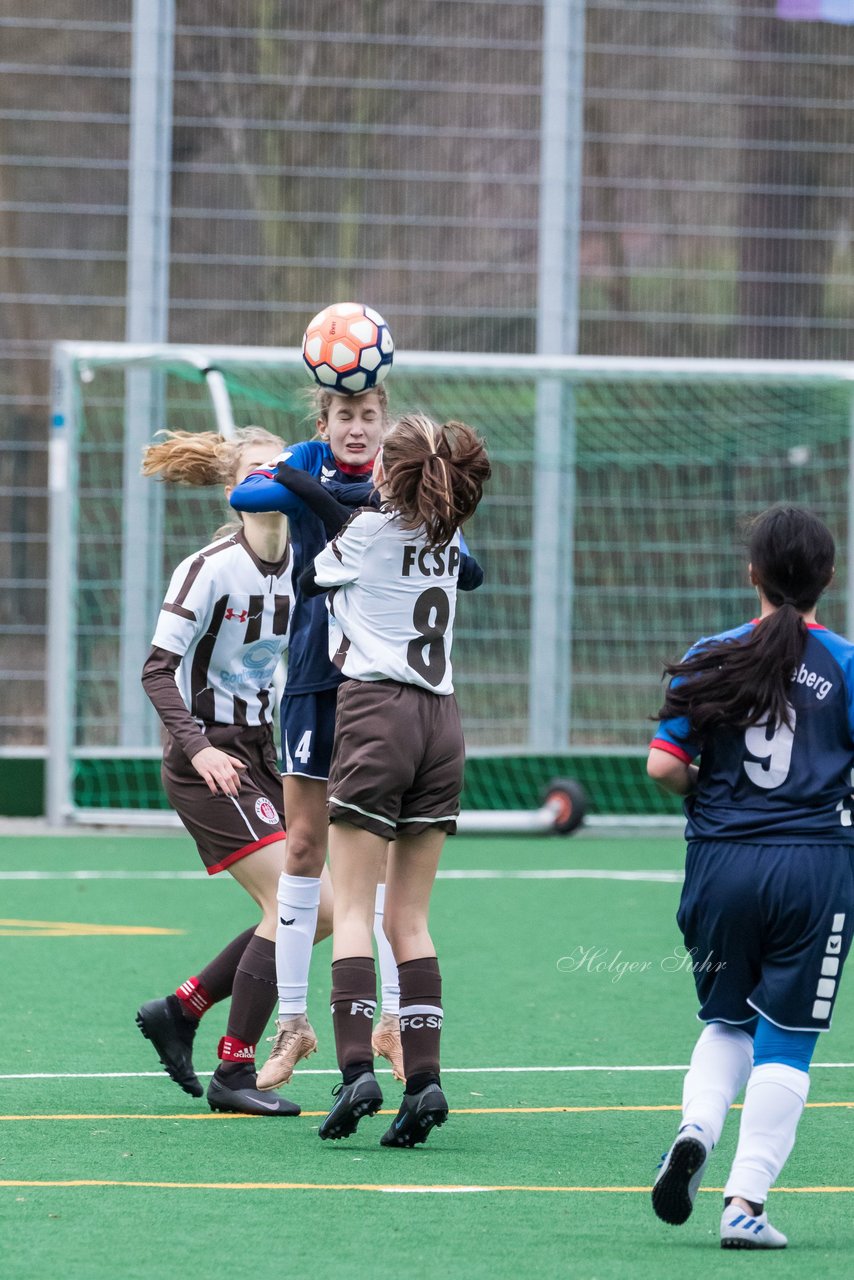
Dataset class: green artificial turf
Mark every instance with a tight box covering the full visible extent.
[1,830,852,1279]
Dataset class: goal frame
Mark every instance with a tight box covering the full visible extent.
[47,341,854,832]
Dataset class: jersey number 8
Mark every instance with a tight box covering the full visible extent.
[407,587,450,688]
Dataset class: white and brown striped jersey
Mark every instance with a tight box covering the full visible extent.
[312,509,460,695]
[151,529,294,727]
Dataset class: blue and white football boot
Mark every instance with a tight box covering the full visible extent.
[720,1206,787,1249]
[651,1123,712,1225]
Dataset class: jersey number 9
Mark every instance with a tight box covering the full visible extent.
[743,707,796,790]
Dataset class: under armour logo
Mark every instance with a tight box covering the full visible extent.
[280,917,296,926]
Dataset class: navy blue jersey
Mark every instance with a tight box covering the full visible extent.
[652,621,854,843]
[229,439,374,694]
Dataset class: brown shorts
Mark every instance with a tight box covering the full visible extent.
[327,679,465,840]
[162,723,286,875]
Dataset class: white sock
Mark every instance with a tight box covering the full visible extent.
[680,1022,754,1149]
[724,1062,810,1205]
[373,883,400,1017]
[275,873,321,1018]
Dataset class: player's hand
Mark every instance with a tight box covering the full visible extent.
[190,746,247,796]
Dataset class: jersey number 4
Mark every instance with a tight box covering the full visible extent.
[743,707,796,789]
[407,587,450,688]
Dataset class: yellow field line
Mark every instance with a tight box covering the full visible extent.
[1,1101,852,1121]
[2,1179,854,1194]
[0,919,182,937]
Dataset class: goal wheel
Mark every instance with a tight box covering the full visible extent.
[542,778,587,835]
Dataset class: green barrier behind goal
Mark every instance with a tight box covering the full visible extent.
[66,753,681,819]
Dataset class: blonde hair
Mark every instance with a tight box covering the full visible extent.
[141,426,285,487]
[381,413,491,549]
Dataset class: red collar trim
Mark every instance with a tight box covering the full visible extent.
[334,457,375,476]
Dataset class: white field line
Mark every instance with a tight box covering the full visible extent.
[0,868,684,882]
[1,1063,853,1082]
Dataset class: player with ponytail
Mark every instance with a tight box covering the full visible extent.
[136,427,331,1117]
[296,412,491,1146]
[648,505,854,1249]
[228,386,411,1089]
[656,506,835,741]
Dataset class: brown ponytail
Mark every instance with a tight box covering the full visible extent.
[381,413,491,549]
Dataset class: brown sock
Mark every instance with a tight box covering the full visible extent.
[331,956,376,1079]
[224,934,277,1050]
[399,956,443,1090]
[197,926,257,1002]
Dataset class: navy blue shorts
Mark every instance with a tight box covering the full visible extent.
[677,840,854,1032]
[280,687,338,780]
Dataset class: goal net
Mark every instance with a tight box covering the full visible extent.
[48,343,854,827]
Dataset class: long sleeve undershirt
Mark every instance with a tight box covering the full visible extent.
[141,646,210,761]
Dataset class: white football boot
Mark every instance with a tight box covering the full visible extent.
[720,1205,788,1249]
[651,1124,712,1225]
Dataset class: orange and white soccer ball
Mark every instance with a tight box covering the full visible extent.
[301,302,394,394]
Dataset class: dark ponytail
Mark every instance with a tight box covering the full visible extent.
[381,412,491,549]
[657,506,835,739]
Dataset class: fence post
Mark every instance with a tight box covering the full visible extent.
[118,0,175,747]
[46,346,79,824]
[529,0,586,750]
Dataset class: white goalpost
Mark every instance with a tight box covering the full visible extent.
[47,341,854,833]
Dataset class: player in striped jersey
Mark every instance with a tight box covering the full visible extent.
[135,427,330,1116]
[229,388,407,1088]
[296,412,491,1146]
[648,506,854,1249]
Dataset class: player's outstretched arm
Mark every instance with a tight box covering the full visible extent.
[230,442,321,516]
[458,552,484,591]
[300,508,372,598]
[457,532,484,591]
[229,466,300,515]
[274,462,353,537]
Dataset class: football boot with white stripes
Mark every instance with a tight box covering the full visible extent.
[136,994,203,1098]
[380,1081,448,1148]
[651,1125,711,1225]
[720,1206,788,1249]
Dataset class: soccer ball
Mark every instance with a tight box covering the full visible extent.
[301,302,394,394]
